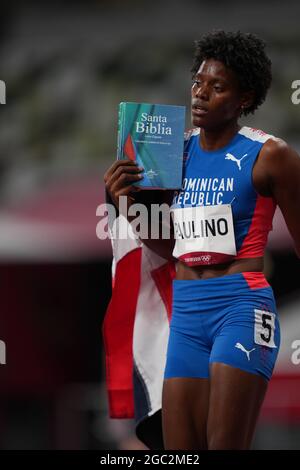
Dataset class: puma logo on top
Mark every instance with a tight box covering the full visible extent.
[225,152,248,170]
[235,342,256,361]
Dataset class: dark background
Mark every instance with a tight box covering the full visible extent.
[0,0,299,449]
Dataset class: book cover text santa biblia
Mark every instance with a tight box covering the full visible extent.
[117,102,186,189]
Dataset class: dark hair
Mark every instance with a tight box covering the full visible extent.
[191,30,272,115]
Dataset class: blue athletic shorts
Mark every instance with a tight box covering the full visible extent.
[164,272,280,381]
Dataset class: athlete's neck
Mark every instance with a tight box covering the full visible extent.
[199,121,241,151]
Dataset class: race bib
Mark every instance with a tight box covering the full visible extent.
[171,204,236,266]
[254,309,277,348]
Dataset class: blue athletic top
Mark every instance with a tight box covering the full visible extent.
[171,126,277,266]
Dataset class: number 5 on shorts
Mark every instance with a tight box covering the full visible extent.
[254,309,277,348]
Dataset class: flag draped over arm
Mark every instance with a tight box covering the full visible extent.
[102,209,175,449]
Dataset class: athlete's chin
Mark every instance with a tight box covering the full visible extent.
[191,115,214,130]
[191,114,209,127]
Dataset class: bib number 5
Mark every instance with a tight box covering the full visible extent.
[254,309,277,348]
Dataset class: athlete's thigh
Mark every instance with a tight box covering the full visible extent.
[162,377,210,450]
[207,363,268,449]
[206,278,280,449]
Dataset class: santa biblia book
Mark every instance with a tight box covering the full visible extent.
[117,102,186,189]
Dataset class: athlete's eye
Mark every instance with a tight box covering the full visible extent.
[213,85,223,92]
[192,79,202,87]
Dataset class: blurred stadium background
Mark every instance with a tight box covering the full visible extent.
[0,0,299,450]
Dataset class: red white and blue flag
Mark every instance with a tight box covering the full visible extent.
[102,213,175,448]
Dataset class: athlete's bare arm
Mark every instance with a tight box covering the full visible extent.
[132,188,176,261]
[254,138,300,257]
[104,159,176,261]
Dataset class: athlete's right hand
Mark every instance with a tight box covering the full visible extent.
[104,160,144,209]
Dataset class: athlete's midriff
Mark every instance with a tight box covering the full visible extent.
[176,257,264,280]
